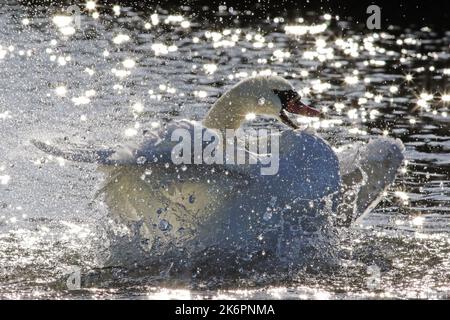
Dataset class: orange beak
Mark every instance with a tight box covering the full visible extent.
[286,99,322,117]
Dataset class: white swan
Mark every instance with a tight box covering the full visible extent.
[32,76,404,267]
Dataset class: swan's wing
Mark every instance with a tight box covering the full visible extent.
[31,120,212,165]
[336,141,365,178]
[31,138,116,164]
[336,137,405,225]
[97,162,256,253]
[106,120,192,164]
[31,119,265,183]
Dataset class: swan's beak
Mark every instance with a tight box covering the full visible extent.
[279,98,322,129]
[286,99,322,118]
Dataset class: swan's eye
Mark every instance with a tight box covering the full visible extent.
[273,89,300,109]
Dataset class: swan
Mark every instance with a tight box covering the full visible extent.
[32,75,404,268]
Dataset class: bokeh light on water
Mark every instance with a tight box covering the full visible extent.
[0,1,449,299]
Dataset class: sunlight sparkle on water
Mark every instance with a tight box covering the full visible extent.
[148,288,191,300]
[85,89,96,97]
[441,94,450,103]
[389,86,399,94]
[151,43,177,55]
[311,79,331,93]
[374,95,383,103]
[395,191,409,205]
[284,23,327,36]
[72,96,90,106]
[53,15,75,36]
[203,64,218,74]
[113,84,124,91]
[193,90,208,98]
[347,109,358,120]
[57,56,69,66]
[131,102,144,113]
[55,86,67,97]
[420,92,434,101]
[0,175,11,185]
[85,1,96,11]
[111,68,130,78]
[150,13,160,26]
[0,47,7,59]
[164,15,184,24]
[273,49,290,61]
[124,128,138,137]
[180,20,190,28]
[52,15,72,28]
[344,76,358,85]
[334,102,345,113]
[85,67,95,76]
[122,58,136,69]
[348,128,367,135]
[0,111,12,120]
[412,216,425,227]
[113,5,121,16]
[113,34,130,45]
[417,99,428,108]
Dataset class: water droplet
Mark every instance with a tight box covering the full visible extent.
[269,196,277,207]
[258,97,265,105]
[159,219,172,231]
[136,156,147,165]
[263,211,272,221]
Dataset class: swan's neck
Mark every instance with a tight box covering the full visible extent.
[203,84,261,130]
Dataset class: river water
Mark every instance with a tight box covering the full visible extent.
[0,1,449,299]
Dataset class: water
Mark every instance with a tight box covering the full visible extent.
[0,1,449,299]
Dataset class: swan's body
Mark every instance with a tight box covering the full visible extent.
[32,76,404,268]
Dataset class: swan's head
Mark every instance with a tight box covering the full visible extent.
[205,75,321,130]
[262,76,321,128]
[232,76,321,129]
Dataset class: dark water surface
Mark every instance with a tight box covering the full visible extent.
[0,1,449,298]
